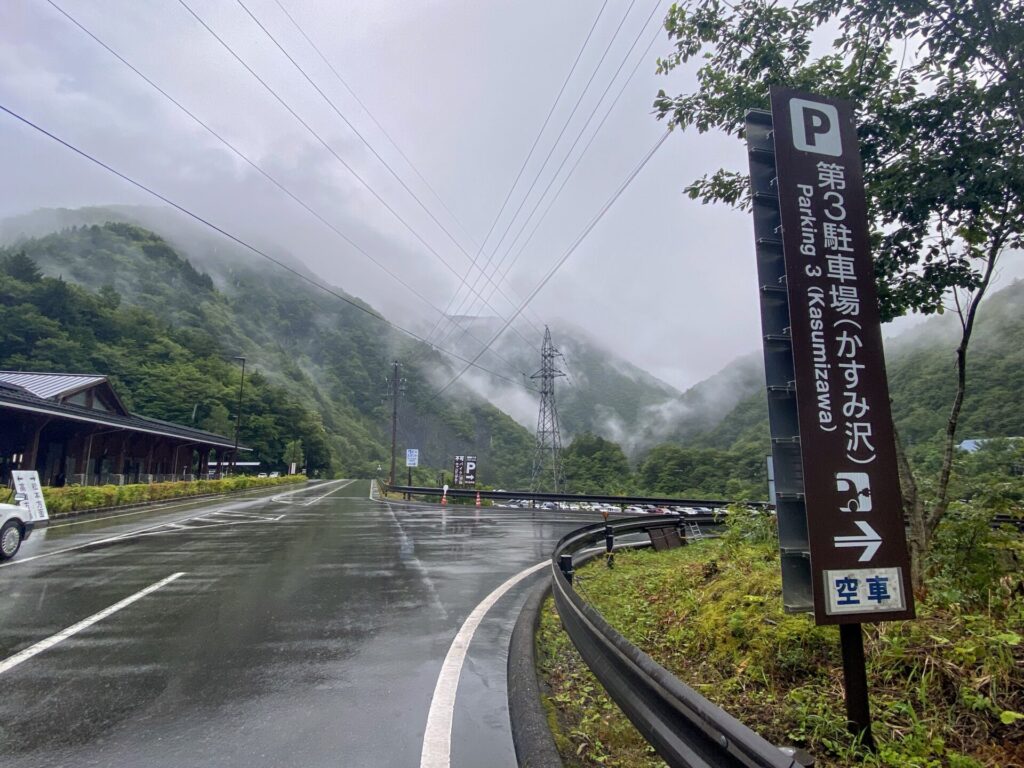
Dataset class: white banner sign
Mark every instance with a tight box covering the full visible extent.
[11,471,48,521]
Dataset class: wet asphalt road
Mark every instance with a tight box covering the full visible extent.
[0,480,594,768]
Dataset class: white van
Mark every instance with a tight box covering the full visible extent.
[1,471,50,561]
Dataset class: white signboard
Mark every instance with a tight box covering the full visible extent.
[824,567,906,615]
[406,449,419,468]
[11,471,48,521]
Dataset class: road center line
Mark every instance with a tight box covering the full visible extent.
[303,478,355,506]
[0,572,185,676]
[420,560,548,768]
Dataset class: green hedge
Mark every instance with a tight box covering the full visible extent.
[36,475,307,514]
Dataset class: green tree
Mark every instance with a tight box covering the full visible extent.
[283,439,305,471]
[563,433,633,494]
[1,251,43,282]
[653,0,1024,589]
[201,402,233,437]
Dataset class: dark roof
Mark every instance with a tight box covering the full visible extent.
[0,384,244,450]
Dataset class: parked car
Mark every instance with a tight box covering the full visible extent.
[257,472,268,478]
[1,481,49,561]
[269,472,280,478]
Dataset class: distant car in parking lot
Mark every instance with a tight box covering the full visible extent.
[257,472,268,478]
[269,471,280,478]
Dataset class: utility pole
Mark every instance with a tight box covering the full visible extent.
[231,356,246,474]
[530,327,566,493]
[385,361,405,487]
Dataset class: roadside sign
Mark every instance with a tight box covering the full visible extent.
[11,471,48,521]
[464,456,477,485]
[453,456,465,485]
[406,449,419,468]
[769,87,914,624]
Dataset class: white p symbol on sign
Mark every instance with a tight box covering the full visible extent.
[789,98,842,156]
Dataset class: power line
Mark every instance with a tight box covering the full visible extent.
[434,0,663,355]
[233,0,539,351]
[435,129,672,396]
[422,0,613,347]
[269,0,479,257]
[175,0,537,351]
[43,0,531,385]
[0,101,536,392]
[429,0,641,346]
[491,23,664,300]
[265,5,557,353]
[461,2,666,319]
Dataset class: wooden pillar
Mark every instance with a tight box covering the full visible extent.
[23,418,50,471]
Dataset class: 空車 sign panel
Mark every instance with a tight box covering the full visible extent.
[770,87,914,624]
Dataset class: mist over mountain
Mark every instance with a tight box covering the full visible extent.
[0,211,538,484]
[0,206,781,466]
[12,204,1006,478]
[677,279,1024,454]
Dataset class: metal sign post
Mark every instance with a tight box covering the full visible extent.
[747,88,915,747]
[404,450,419,499]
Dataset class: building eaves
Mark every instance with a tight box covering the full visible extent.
[0,388,245,450]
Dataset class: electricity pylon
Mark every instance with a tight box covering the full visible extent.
[530,326,565,492]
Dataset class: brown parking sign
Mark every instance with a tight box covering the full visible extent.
[770,87,914,624]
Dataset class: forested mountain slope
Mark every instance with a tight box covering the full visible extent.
[679,278,1024,455]
[0,219,534,483]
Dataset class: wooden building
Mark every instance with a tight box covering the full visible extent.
[0,371,242,487]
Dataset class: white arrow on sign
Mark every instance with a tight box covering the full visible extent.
[833,520,882,562]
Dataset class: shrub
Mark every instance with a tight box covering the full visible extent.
[41,474,306,514]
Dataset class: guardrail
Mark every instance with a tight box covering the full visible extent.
[550,516,812,768]
[383,484,768,509]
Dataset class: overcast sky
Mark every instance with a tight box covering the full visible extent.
[1,0,1021,392]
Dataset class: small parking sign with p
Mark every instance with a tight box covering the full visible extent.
[788,98,843,156]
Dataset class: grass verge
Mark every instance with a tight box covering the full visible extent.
[536,532,1024,767]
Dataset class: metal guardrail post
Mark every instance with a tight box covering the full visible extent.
[604,524,615,568]
[558,554,574,584]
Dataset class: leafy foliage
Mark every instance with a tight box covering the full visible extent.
[653,0,1024,586]
[563,433,634,494]
[34,474,306,514]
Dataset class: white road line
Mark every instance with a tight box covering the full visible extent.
[303,478,355,506]
[420,560,548,768]
[269,478,353,505]
[0,572,185,676]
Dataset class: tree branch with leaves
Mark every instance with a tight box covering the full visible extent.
[654,0,1024,589]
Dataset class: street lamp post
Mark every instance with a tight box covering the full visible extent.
[231,356,246,473]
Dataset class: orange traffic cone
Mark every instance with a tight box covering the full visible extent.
[475,491,481,507]
[441,492,448,506]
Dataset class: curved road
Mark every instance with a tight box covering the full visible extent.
[0,480,591,767]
